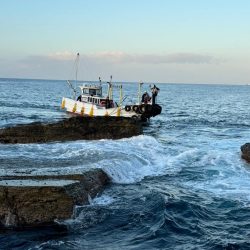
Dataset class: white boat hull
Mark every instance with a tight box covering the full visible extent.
[61,97,140,118]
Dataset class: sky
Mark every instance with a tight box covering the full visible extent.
[0,0,250,84]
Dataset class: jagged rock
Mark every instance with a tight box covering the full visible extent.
[0,169,110,228]
[0,116,142,144]
[241,143,250,163]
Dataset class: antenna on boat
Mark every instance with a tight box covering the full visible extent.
[99,77,102,84]
[75,53,80,92]
[66,53,79,100]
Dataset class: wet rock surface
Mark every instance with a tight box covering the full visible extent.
[241,143,250,163]
[0,116,142,144]
[0,169,110,228]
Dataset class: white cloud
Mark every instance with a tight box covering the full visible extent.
[26,51,215,65]
[47,51,76,61]
[83,51,215,64]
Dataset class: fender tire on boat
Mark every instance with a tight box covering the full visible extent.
[139,104,146,114]
[132,105,139,113]
[132,115,139,122]
[125,105,131,112]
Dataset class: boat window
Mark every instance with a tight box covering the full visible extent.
[89,89,96,96]
[83,89,89,95]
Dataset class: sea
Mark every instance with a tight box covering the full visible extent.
[0,78,250,250]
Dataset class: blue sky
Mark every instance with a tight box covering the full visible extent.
[0,0,249,83]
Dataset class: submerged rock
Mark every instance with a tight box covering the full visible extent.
[0,169,110,228]
[241,143,250,163]
[0,116,142,144]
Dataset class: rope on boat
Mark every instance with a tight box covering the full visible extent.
[107,96,128,116]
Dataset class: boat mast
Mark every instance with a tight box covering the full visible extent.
[66,53,80,100]
[119,85,123,106]
[99,77,102,96]
[74,53,80,99]
[107,75,113,99]
[138,81,143,105]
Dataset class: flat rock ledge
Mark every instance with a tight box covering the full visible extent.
[0,169,110,229]
[241,143,250,163]
[0,116,142,144]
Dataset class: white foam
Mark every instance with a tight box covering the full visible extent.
[90,194,115,206]
[0,135,182,183]
[183,148,250,204]
[98,135,177,183]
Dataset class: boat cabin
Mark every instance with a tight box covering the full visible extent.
[77,84,114,108]
[80,84,102,97]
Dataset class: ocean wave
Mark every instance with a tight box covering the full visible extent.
[0,135,175,183]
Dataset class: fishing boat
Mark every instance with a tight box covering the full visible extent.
[61,54,162,121]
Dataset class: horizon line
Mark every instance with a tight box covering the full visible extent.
[0,77,249,86]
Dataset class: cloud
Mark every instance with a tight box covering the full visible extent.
[47,51,76,61]
[84,51,215,64]
[12,51,215,79]
[0,51,224,81]
[33,51,215,65]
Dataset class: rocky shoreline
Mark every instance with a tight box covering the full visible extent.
[0,116,142,229]
[0,169,110,228]
[0,116,142,144]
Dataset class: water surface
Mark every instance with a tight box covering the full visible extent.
[0,78,250,249]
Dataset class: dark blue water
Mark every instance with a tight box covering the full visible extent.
[0,78,250,249]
